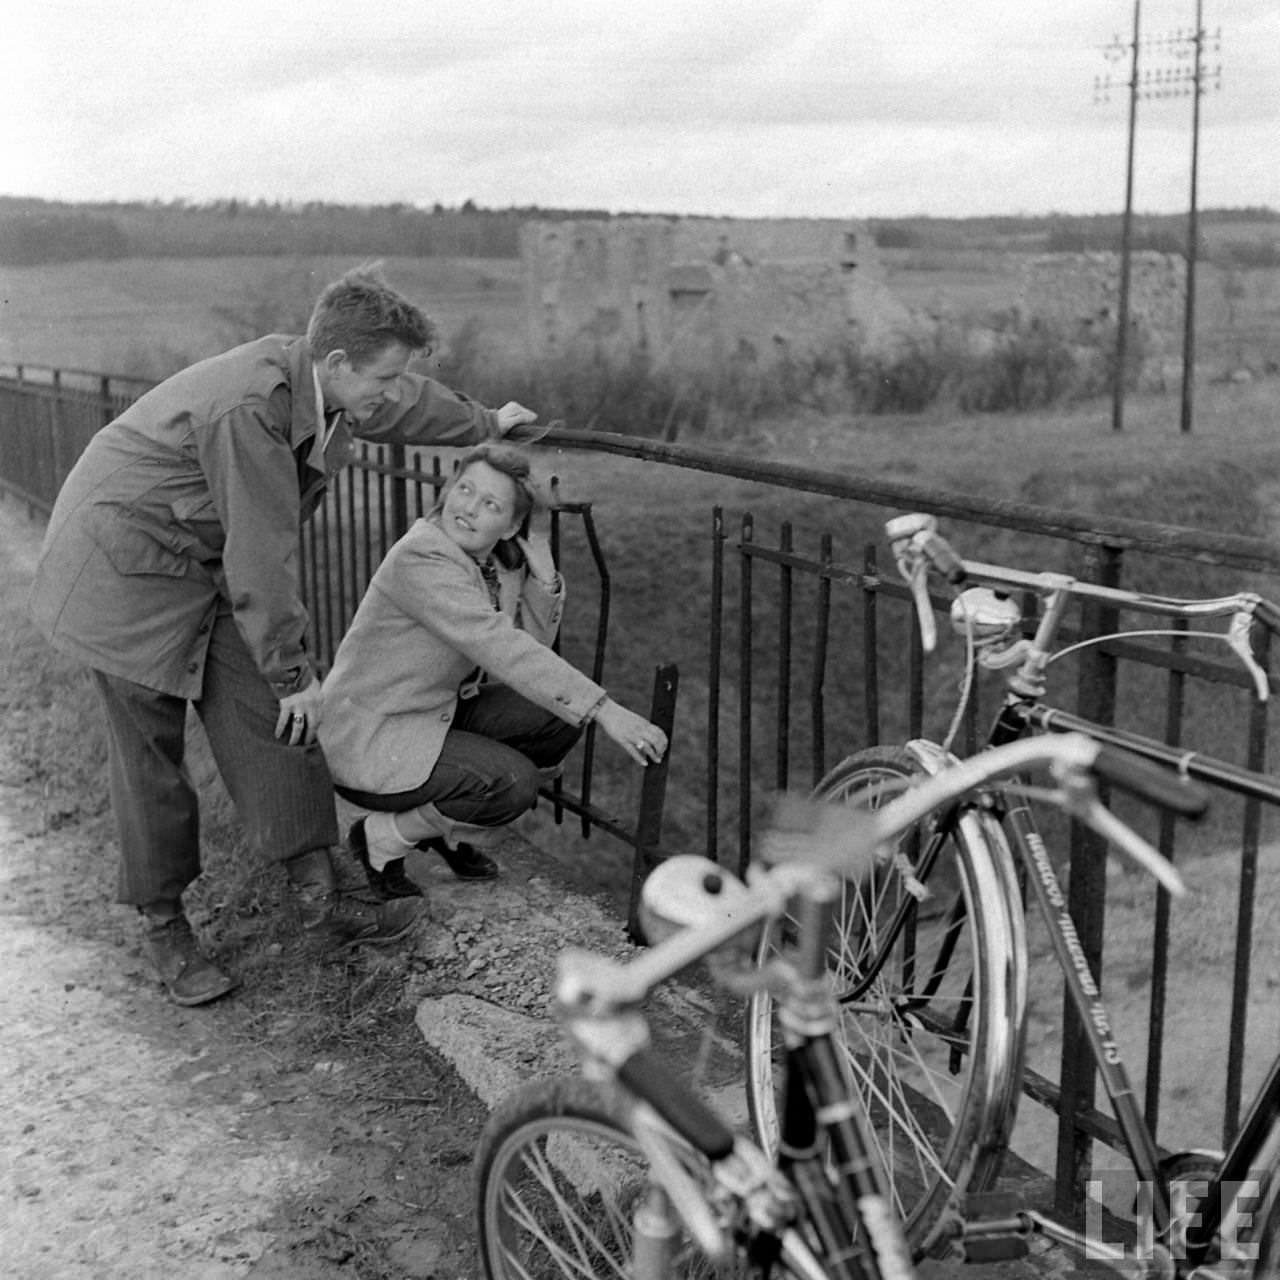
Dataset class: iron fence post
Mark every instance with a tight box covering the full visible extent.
[626,663,680,943]
[1055,541,1123,1219]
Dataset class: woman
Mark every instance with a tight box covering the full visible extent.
[318,443,668,896]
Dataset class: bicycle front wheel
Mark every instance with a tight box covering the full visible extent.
[745,744,1027,1258]
[476,1075,758,1280]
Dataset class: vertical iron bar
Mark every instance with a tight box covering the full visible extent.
[334,476,349,640]
[1225,625,1271,1142]
[626,664,680,943]
[1144,621,1187,1136]
[359,447,372,584]
[390,441,409,537]
[738,513,755,879]
[708,507,725,861]
[811,532,833,781]
[863,541,880,746]
[317,498,336,668]
[564,501,610,838]
[1056,542,1123,1219]
[777,523,793,791]
[907,581,925,740]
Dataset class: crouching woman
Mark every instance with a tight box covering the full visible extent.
[318,443,667,895]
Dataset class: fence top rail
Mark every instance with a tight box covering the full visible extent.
[4,364,1277,577]
[0,362,154,393]
[539,426,1280,577]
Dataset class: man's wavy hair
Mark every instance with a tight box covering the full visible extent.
[306,261,437,366]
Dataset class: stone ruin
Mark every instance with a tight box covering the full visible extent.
[521,219,1212,389]
[519,216,913,370]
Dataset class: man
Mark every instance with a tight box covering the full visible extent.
[30,263,539,1007]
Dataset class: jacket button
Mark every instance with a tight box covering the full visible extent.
[440,712,451,722]
[187,662,198,673]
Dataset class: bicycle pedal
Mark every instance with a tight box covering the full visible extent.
[956,1191,1030,1263]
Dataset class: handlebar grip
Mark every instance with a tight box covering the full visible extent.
[920,532,967,586]
[617,1047,736,1161]
[1092,745,1210,820]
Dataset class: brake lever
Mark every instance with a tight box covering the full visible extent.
[1228,609,1270,703]
[1054,774,1188,898]
[895,551,937,654]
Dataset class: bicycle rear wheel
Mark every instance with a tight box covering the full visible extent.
[476,1075,776,1279]
[745,744,1027,1257]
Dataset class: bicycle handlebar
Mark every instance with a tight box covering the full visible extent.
[555,732,1194,1023]
[1092,743,1209,819]
[887,511,1275,700]
[618,1046,737,1160]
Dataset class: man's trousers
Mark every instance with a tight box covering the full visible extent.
[91,609,337,908]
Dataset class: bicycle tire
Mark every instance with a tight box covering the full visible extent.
[476,1074,806,1280]
[745,743,1028,1258]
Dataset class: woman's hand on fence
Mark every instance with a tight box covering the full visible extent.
[595,698,668,767]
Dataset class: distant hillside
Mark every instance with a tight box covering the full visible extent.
[0,195,1276,267]
[868,207,1280,264]
[0,196,617,265]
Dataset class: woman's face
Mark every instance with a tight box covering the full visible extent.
[441,460,522,558]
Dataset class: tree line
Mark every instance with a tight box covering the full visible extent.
[0,196,618,265]
[1,195,1275,267]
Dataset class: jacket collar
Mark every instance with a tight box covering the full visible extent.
[285,337,322,454]
[285,338,352,473]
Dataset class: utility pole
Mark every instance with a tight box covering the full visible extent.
[1095,5,1222,436]
[1179,3,1222,433]
[1097,2,1142,433]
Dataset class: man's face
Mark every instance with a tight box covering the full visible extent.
[322,341,412,423]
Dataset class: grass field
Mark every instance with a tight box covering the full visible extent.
[5,250,1280,878]
[0,255,526,377]
[5,246,1276,388]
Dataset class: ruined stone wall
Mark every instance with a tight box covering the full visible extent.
[519,219,678,355]
[519,215,897,364]
[1016,251,1185,358]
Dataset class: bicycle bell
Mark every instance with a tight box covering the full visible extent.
[639,855,760,956]
[950,586,1021,643]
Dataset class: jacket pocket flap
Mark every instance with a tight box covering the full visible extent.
[88,507,189,578]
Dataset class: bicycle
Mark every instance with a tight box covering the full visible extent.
[473,726,1214,1279]
[745,511,1280,1276]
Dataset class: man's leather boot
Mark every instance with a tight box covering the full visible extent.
[141,906,238,1007]
[285,848,424,948]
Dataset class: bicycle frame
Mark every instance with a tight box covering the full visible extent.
[873,514,1280,1273]
[548,735,1174,1279]
[559,860,913,1280]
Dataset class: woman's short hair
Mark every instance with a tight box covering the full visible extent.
[307,261,436,366]
[450,442,543,531]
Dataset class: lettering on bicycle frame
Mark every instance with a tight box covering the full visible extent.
[1026,830,1122,1066]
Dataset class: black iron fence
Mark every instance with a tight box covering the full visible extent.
[6,361,1280,1220]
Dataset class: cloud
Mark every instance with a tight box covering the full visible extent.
[4,0,1278,216]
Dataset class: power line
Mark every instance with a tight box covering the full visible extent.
[1094,2,1222,434]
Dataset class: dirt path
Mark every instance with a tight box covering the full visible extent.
[0,498,483,1278]
[0,494,744,1278]
[0,784,331,1276]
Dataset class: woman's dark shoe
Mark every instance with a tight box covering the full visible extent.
[348,819,424,900]
[417,835,499,881]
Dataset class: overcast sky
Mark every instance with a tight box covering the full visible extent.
[5,0,1276,219]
